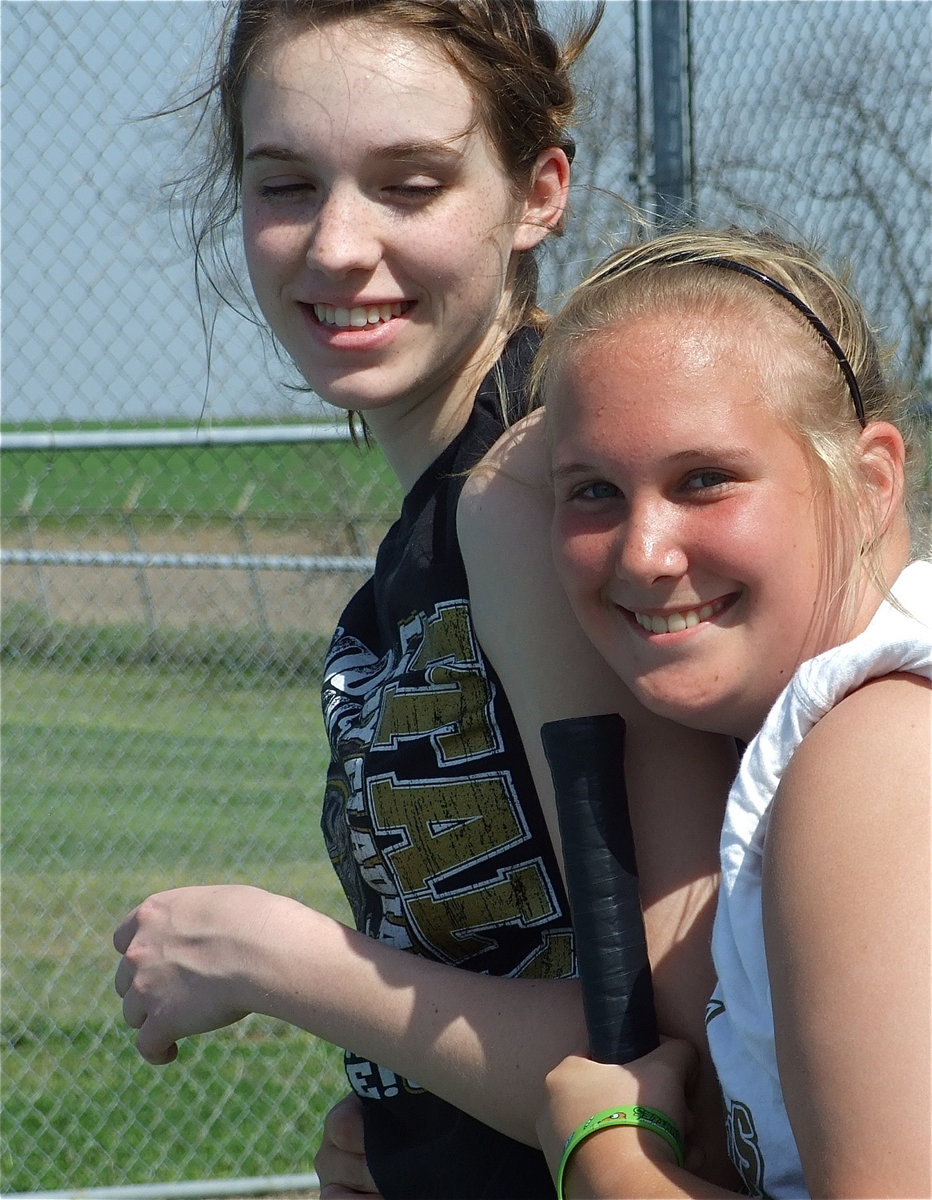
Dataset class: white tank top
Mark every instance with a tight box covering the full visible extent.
[707,559,932,1197]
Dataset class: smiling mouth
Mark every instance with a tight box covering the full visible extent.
[312,301,411,328]
[631,595,734,634]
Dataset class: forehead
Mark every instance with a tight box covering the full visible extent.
[556,307,765,394]
[546,308,781,446]
[242,19,480,152]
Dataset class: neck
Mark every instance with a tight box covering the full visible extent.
[734,521,914,745]
[841,519,914,638]
[366,324,510,493]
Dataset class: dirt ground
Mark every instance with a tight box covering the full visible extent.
[3,524,377,636]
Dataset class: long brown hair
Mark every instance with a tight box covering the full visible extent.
[181,0,602,337]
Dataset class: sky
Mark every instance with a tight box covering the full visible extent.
[2,0,929,428]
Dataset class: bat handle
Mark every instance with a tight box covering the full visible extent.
[542,714,659,1063]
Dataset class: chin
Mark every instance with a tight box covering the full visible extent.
[632,680,738,738]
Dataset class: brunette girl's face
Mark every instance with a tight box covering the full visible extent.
[240,18,557,425]
[548,308,836,742]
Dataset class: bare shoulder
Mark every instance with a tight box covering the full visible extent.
[456,406,635,729]
[778,670,931,818]
[769,670,930,881]
[457,407,579,661]
[457,409,551,553]
[764,671,931,1197]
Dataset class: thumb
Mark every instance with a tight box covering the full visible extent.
[134,1021,179,1067]
[656,1035,699,1080]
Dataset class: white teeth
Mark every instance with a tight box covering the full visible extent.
[634,597,728,634]
[313,302,406,328]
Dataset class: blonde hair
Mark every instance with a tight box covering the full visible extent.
[534,227,924,635]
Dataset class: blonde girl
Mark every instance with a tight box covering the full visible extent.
[535,228,930,1199]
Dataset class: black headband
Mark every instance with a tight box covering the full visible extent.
[675,254,867,428]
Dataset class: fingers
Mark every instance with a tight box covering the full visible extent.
[113,909,178,1067]
[322,1093,368,1154]
[134,1024,179,1067]
[115,972,179,1065]
[315,1144,380,1196]
[319,1187,384,1199]
[114,977,180,1067]
[114,928,146,1032]
[113,953,133,1001]
[315,1093,381,1197]
[113,908,139,955]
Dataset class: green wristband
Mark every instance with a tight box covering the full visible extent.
[555,1105,685,1200]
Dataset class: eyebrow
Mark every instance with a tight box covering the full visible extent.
[665,446,756,465]
[550,446,756,482]
[243,138,468,166]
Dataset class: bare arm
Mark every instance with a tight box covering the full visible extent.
[459,410,739,1183]
[536,1045,739,1199]
[535,670,930,1198]
[763,671,931,1198]
[114,883,586,1145]
[113,412,734,1161]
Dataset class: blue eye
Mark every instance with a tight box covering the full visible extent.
[684,470,731,491]
[572,480,619,502]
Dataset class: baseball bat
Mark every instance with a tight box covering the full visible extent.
[541,713,658,1063]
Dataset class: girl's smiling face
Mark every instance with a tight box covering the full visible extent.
[548,309,835,741]
[240,19,555,441]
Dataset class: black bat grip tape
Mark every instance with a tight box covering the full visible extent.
[541,713,659,1064]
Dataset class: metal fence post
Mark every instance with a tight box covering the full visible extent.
[121,480,158,638]
[233,481,273,644]
[650,0,694,228]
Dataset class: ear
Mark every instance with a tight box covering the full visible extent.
[856,421,906,541]
[512,146,572,252]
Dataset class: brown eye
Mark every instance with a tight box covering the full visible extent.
[259,182,314,199]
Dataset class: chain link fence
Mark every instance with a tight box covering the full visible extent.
[2,2,929,1195]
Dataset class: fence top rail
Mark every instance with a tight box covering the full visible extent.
[0,423,353,451]
[1,547,376,573]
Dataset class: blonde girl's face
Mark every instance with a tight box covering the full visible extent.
[240,19,552,424]
[548,309,835,742]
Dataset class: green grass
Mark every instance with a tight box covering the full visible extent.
[1,659,353,1193]
[0,435,402,522]
[4,1028,346,1190]
[3,599,332,679]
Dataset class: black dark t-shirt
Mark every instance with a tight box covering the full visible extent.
[321,330,573,1198]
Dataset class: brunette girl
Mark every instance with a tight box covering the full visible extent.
[113,8,737,1196]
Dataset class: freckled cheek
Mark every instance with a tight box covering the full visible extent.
[243,212,304,277]
[688,507,761,579]
[241,204,271,252]
[421,225,507,291]
[552,522,613,600]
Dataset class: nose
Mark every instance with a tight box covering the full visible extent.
[615,500,688,585]
[305,186,380,278]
